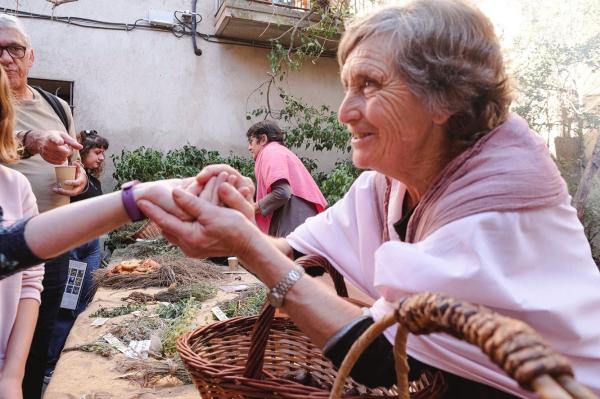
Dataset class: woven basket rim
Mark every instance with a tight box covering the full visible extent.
[177,315,398,398]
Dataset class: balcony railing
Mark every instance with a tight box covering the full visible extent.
[216,0,384,14]
[213,0,387,47]
[214,0,335,48]
[216,0,313,11]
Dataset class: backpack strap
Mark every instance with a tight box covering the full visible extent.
[33,86,70,132]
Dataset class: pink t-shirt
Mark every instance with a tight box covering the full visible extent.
[254,142,327,233]
[0,166,44,370]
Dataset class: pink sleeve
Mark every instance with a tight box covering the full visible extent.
[18,174,44,302]
[20,265,45,302]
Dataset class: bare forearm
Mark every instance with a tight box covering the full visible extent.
[2,299,39,380]
[239,235,361,347]
[268,236,294,258]
[24,191,130,259]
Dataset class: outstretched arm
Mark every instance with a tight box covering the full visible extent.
[25,180,193,260]
[139,175,360,348]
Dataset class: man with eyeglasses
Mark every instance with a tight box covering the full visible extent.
[0,14,87,399]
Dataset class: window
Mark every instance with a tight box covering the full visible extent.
[28,78,74,114]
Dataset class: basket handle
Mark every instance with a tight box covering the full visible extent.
[243,254,348,379]
[330,293,597,399]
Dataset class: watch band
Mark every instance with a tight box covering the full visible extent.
[267,267,305,308]
[121,180,145,222]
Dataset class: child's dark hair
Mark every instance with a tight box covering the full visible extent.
[246,120,285,145]
[78,130,109,177]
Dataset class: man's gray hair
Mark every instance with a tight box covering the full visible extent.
[0,14,31,46]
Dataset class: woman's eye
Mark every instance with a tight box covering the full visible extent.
[362,79,376,90]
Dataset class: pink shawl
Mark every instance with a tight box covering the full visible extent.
[255,142,327,233]
[388,114,569,243]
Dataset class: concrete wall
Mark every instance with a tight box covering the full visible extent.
[0,0,345,189]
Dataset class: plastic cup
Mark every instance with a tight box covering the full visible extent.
[54,165,76,189]
[227,256,239,269]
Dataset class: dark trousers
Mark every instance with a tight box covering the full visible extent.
[47,238,101,371]
[22,253,69,399]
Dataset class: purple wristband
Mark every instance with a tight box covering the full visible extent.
[121,180,145,222]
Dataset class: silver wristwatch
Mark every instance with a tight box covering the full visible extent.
[267,267,305,308]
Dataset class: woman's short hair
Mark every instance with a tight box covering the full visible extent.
[0,67,18,164]
[246,120,285,144]
[78,130,109,177]
[338,0,513,153]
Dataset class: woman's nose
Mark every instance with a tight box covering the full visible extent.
[338,92,361,125]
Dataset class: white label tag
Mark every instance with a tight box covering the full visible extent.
[90,317,109,327]
[219,284,249,293]
[211,306,229,321]
[103,333,138,359]
[128,340,151,359]
[60,260,87,310]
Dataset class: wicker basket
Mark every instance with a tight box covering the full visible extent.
[330,292,597,399]
[177,255,431,398]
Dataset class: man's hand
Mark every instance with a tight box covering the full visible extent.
[24,130,82,165]
[53,161,87,197]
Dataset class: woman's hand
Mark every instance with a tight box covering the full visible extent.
[0,375,23,399]
[134,178,198,222]
[138,173,258,260]
[196,164,255,203]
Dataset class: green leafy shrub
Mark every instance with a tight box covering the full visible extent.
[112,145,255,189]
[316,159,361,205]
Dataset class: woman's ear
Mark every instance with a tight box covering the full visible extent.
[258,134,268,145]
[432,110,451,126]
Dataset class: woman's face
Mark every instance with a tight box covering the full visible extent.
[83,147,105,170]
[338,37,447,181]
[247,134,266,160]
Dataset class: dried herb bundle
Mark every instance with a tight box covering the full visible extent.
[116,357,191,387]
[94,254,222,289]
[154,282,217,303]
[219,285,266,318]
[89,303,146,318]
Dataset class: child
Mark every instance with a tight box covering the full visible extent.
[0,63,43,398]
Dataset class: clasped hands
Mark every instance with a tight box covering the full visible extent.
[136,165,260,262]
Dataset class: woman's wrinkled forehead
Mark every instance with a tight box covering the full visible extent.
[340,38,396,86]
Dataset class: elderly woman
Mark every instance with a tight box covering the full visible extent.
[246,120,327,237]
[139,0,600,397]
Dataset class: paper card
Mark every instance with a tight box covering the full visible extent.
[219,284,249,293]
[128,340,151,359]
[103,333,138,359]
[211,306,229,321]
[90,318,109,327]
[60,260,87,310]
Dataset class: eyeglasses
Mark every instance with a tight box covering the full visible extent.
[0,45,27,60]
